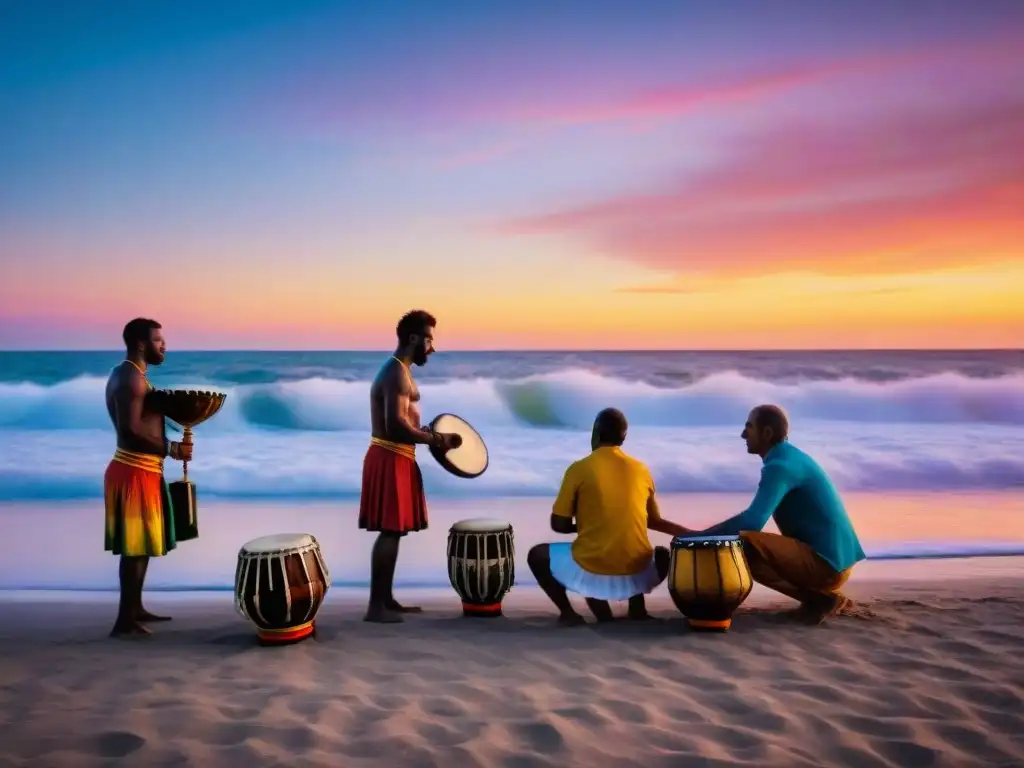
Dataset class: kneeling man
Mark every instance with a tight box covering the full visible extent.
[528,408,689,625]
[695,405,866,622]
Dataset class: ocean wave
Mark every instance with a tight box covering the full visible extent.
[1,368,1023,432]
[0,424,1021,500]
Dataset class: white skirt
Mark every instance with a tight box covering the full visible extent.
[548,542,662,601]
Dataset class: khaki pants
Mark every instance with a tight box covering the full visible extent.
[740,531,852,606]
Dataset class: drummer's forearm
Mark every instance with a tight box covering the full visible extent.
[386,416,434,444]
[650,519,691,537]
[408,425,436,444]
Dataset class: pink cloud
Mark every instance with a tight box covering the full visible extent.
[421,33,1023,169]
[508,34,1022,128]
[498,95,1024,276]
[267,31,1022,141]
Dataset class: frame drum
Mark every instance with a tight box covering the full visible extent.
[429,413,489,479]
[235,533,331,645]
[668,535,753,632]
[447,518,515,616]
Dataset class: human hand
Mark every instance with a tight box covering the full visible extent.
[171,441,193,462]
[441,432,463,451]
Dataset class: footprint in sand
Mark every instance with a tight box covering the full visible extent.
[90,731,146,759]
[508,721,566,753]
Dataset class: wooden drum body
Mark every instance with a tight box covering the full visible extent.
[447,518,515,617]
[235,533,331,645]
[668,535,753,632]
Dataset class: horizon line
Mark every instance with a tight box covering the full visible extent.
[0,347,1021,354]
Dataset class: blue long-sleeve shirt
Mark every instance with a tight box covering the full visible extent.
[701,441,865,573]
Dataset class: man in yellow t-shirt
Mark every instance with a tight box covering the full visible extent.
[526,408,690,625]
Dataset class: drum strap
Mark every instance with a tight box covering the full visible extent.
[370,437,416,460]
[112,448,164,474]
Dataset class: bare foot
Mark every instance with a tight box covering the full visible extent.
[364,607,404,624]
[799,594,855,625]
[384,598,423,614]
[557,612,588,627]
[110,621,152,638]
[137,610,172,622]
[822,594,856,619]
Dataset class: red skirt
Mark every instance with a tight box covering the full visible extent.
[358,442,428,534]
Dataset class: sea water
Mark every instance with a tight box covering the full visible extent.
[0,349,1021,590]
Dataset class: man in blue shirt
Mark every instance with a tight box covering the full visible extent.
[694,405,866,622]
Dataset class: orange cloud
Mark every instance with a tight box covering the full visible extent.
[500,96,1024,276]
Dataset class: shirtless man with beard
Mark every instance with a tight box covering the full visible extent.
[104,317,191,637]
[358,309,461,624]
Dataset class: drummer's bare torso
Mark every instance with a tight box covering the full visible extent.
[106,362,166,456]
[370,357,420,443]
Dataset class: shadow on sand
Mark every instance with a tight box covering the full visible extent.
[4,598,906,655]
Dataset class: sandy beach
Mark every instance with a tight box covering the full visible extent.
[2,561,1022,767]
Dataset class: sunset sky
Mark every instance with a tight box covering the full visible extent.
[2,0,1023,350]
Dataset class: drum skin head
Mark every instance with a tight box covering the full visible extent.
[672,535,741,547]
[242,533,316,553]
[450,517,511,532]
[429,413,489,479]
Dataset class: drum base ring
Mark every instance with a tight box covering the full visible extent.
[257,620,316,645]
[686,617,732,632]
[461,601,503,618]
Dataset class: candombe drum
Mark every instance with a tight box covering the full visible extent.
[235,533,331,645]
[447,519,515,617]
[146,388,227,542]
[668,535,753,632]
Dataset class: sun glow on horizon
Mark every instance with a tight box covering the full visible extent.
[2,3,1023,350]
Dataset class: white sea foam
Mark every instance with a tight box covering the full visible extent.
[1,368,1023,431]
[0,369,1023,498]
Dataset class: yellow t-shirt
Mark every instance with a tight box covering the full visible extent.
[552,446,655,576]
